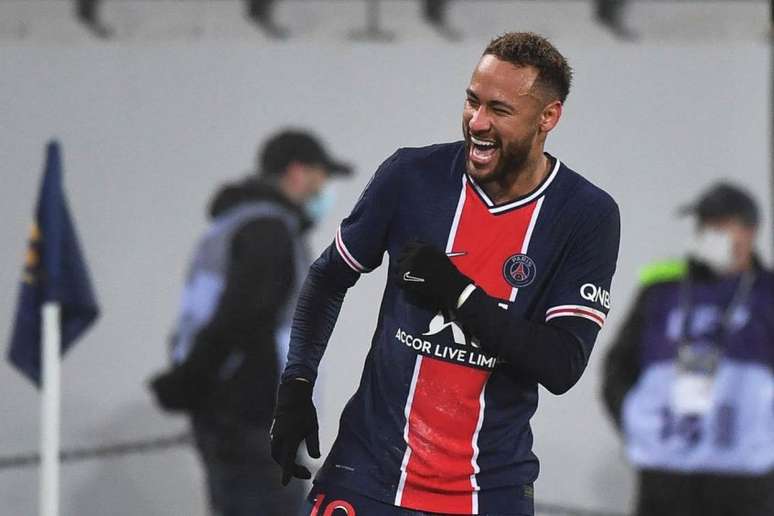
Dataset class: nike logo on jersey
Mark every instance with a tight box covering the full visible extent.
[403,272,425,283]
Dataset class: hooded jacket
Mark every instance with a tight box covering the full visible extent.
[152,178,312,428]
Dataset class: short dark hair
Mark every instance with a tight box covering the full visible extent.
[483,32,572,103]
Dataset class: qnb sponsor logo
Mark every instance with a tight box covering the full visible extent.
[580,283,611,309]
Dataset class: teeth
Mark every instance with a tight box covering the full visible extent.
[470,136,496,147]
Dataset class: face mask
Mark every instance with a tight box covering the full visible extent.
[689,228,734,273]
[304,184,336,223]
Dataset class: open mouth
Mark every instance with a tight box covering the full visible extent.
[468,135,499,165]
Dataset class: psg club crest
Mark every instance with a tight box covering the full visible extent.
[502,253,536,288]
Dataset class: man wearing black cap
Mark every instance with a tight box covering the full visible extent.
[149,129,351,516]
[602,182,774,516]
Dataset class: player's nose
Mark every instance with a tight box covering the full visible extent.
[468,106,491,133]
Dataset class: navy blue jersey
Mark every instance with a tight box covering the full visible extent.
[284,141,620,515]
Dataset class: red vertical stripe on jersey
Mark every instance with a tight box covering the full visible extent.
[400,360,489,513]
[399,182,538,514]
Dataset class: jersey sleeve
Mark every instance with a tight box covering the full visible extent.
[543,201,621,355]
[334,150,402,274]
[281,151,403,383]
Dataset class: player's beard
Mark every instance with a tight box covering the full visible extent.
[464,131,535,186]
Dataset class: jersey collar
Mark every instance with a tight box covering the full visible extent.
[465,154,561,214]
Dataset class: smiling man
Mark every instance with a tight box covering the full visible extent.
[271,33,621,516]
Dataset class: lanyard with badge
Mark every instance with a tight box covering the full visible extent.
[671,270,755,416]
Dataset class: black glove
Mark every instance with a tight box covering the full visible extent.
[270,379,320,486]
[397,241,472,309]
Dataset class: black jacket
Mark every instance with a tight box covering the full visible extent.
[150,178,311,428]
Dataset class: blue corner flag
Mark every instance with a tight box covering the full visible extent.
[7,141,100,386]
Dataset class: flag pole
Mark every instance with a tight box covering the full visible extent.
[8,140,98,515]
[40,302,61,516]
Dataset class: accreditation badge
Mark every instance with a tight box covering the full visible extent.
[671,369,715,416]
[671,342,719,416]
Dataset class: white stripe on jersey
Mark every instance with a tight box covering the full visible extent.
[511,196,545,302]
[394,355,423,507]
[545,304,606,328]
[335,225,371,273]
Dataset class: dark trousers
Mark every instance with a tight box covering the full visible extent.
[636,469,774,516]
[193,416,304,516]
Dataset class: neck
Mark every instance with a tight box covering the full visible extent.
[733,254,755,274]
[483,150,550,205]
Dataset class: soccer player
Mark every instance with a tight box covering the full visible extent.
[271,32,621,515]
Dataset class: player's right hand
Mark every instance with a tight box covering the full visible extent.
[270,378,321,486]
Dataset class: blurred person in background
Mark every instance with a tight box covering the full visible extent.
[245,0,288,39]
[423,0,462,41]
[602,182,774,516]
[271,32,620,515]
[74,0,112,38]
[149,129,351,516]
[594,0,636,41]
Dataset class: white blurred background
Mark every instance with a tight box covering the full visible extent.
[0,1,770,515]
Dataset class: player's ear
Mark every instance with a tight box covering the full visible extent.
[539,100,562,133]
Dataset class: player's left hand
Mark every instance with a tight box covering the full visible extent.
[397,240,472,309]
[270,379,320,486]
